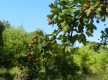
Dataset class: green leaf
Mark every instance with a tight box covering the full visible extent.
[106,8,108,13]
[79,33,86,45]
[85,9,91,16]
[71,34,78,44]
[83,18,89,23]
[86,31,93,37]
[93,1,100,7]
[52,30,58,35]
[59,1,67,6]
[63,8,76,14]
[47,14,55,19]
[65,46,72,52]
[61,21,69,32]
[49,3,55,9]
[86,23,97,33]
[51,8,62,15]
[57,35,63,40]
[40,66,45,73]
[78,24,84,32]
[63,25,69,32]
[54,1,58,7]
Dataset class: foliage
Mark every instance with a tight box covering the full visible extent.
[47,0,108,46]
[23,34,108,80]
[0,25,108,80]
[100,28,108,45]
[0,0,108,80]
[0,26,30,68]
[73,42,108,80]
[24,30,79,80]
[0,20,10,50]
[17,0,108,79]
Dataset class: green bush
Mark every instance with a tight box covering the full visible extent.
[73,42,108,80]
[1,26,30,68]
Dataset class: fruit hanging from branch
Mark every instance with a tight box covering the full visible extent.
[47,0,108,46]
[48,20,53,25]
[105,28,108,34]
[85,4,90,9]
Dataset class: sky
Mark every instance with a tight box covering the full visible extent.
[0,0,56,34]
[0,0,108,44]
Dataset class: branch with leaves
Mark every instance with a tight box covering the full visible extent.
[47,0,108,46]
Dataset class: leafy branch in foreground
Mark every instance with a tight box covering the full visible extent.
[47,0,108,46]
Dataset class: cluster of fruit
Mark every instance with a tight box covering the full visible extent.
[83,3,106,23]
[83,3,106,12]
[27,35,37,59]
[83,4,94,12]
[27,35,42,62]
[27,33,49,59]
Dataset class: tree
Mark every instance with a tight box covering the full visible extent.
[47,0,108,47]
[0,20,10,67]
[1,26,30,68]
[73,42,108,79]
[24,30,80,80]
[1,0,107,80]
[0,20,10,50]
[100,28,108,45]
[23,0,108,80]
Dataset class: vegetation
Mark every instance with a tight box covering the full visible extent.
[0,0,108,80]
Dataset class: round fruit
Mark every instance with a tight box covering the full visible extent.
[105,28,108,34]
[48,20,53,25]
[85,4,90,9]
[96,20,99,23]
[74,29,77,31]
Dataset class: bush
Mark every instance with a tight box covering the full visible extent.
[1,26,30,68]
